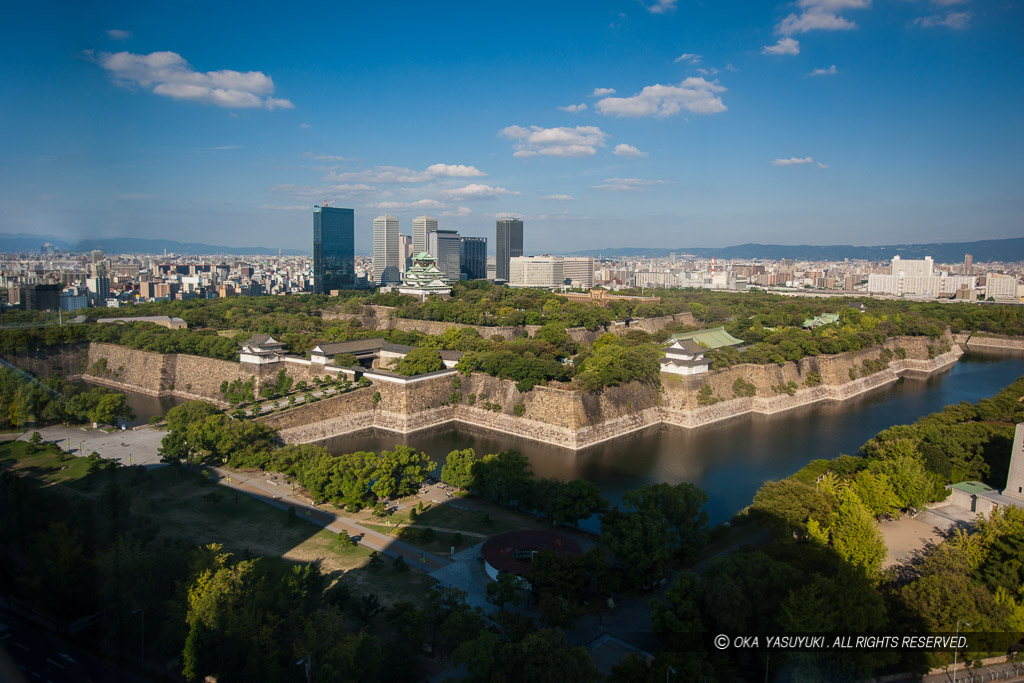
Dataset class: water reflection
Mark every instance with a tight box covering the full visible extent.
[322,350,1024,525]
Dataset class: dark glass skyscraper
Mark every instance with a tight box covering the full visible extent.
[460,236,487,280]
[313,205,355,294]
[495,217,523,283]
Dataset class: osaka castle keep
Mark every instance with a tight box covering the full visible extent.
[397,252,452,300]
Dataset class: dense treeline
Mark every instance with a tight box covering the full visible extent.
[0,367,133,429]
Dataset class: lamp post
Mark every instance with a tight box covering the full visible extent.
[952,619,969,683]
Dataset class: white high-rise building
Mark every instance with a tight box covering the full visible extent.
[890,255,934,278]
[508,255,564,288]
[562,257,595,289]
[372,215,400,285]
[412,216,438,255]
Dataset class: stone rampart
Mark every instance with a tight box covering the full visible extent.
[2,344,89,380]
[964,334,1024,351]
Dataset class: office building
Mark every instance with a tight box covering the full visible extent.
[495,217,523,283]
[399,233,413,273]
[86,276,110,305]
[460,236,487,280]
[890,255,934,278]
[412,215,438,255]
[313,205,355,294]
[986,274,1018,301]
[562,257,595,289]
[19,283,61,311]
[508,255,563,288]
[372,214,401,285]
[964,254,973,276]
[428,229,461,283]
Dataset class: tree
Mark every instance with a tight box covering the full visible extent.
[469,450,535,507]
[395,347,444,376]
[441,448,477,489]
[828,488,887,576]
[486,572,526,611]
[452,628,599,683]
[545,479,608,528]
[751,479,836,535]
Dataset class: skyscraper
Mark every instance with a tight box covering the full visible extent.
[428,229,462,283]
[412,215,438,255]
[372,214,401,285]
[460,236,487,280]
[313,205,355,294]
[495,217,523,283]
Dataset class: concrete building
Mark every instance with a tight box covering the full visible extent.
[18,283,61,311]
[495,217,523,283]
[562,256,594,289]
[945,424,1024,515]
[985,274,1018,301]
[85,276,110,305]
[891,255,934,278]
[313,205,355,293]
[372,214,401,285]
[399,233,413,274]
[412,215,438,256]
[1005,423,1024,502]
[428,229,461,283]
[508,255,563,288]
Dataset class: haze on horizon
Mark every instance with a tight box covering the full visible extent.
[1,0,1021,255]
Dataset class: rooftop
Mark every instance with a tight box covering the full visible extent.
[666,326,743,349]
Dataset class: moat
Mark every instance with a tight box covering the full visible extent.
[318,349,1024,525]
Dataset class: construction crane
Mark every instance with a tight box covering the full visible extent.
[322,199,335,208]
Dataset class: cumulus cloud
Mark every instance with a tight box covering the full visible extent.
[441,206,473,217]
[106,29,132,40]
[810,65,838,76]
[300,123,311,128]
[675,53,703,64]
[558,103,588,113]
[776,0,870,35]
[440,184,518,200]
[613,143,648,158]
[499,125,608,158]
[325,163,485,184]
[368,199,445,210]
[591,87,616,97]
[763,38,801,55]
[817,162,829,168]
[96,50,293,109]
[596,78,726,118]
[771,156,816,166]
[646,0,677,13]
[543,194,574,200]
[914,11,971,29]
[593,177,669,192]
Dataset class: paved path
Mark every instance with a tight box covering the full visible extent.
[201,466,452,571]
[20,424,166,467]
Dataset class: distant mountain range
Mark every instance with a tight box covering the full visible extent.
[0,233,309,256]
[567,238,1024,263]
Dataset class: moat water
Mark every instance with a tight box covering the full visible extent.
[318,350,1024,525]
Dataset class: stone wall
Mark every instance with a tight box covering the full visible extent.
[964,333,1024,351]
[2,344,89,379]
[322,304,695,345]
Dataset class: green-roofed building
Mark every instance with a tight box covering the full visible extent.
[664,326,743,350]
[802,312,840,329]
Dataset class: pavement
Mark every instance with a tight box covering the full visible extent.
[17,424,166,468]
[879,505,976,569]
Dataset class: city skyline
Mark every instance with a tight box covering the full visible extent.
[2,1,1022,254]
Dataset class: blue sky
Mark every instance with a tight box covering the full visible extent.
[1,0,1021,254]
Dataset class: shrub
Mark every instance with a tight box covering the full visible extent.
[395,347,444,376]
[804,371,822,387]
[771,381,798,396]
[697,384,721,406]
[467,393,476,406]
[513,403,526,416]
[732,378,757,398]
[373,391,381,404]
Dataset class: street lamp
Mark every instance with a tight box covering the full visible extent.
[953,619,970,683]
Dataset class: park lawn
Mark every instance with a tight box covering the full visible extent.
[283,528,376,574]
[0,440,93,484]
[369,500,522,536]
[360,522,478,556]
[337,558,437,608]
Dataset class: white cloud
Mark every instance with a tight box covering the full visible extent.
[441,206,473,217]
[914,11,971,29]
[325,163,484,183]
[675,53,703,64]
[591,87,616,97]
[96,50,293,110]
[593,177,670,192]
[771,156,816,166]
[763,37,801,55]
[646,0,677,13]
[269,183,374,200]
[596,78,727,118]
[543,194,574,200]
[613,143,648,158]
[261,204,308,211]
[810,65,838,76]
[558,103,588,113]
[425,163,487,178]
[499,125,608,157]
[817,162,829,168]
[776,0,870,35]
[115,193,154,200]
[305,152,350,162]
[300,123,311,128]
[368,199,445,210]
[440,184,518,200]
[106,29,132,40]
[930,0,968,5]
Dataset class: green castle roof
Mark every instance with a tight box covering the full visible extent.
[666,326,743,349]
